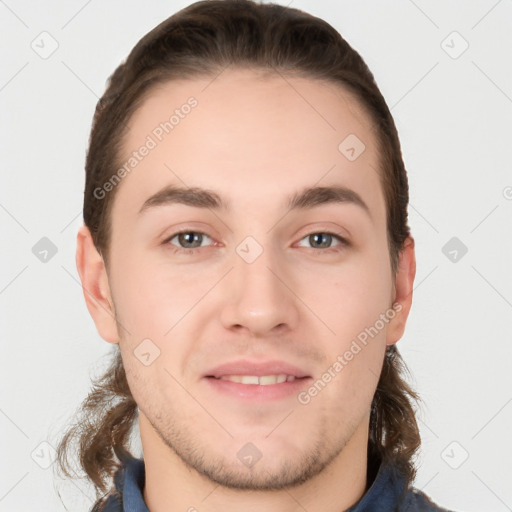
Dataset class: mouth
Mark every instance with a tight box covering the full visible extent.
[211,374,300,385]
[203,360,312,401]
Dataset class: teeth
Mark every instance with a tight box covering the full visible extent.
[241,376,259,385]
[219,374,295,385]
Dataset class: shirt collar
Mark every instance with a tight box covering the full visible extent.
[117,455,147,512]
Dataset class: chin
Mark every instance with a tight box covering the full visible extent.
[193,449,331,491]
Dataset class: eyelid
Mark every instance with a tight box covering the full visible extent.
[296,222,350,240]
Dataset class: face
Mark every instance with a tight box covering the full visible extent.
[91,68,411,490]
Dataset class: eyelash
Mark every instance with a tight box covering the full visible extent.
[162,229,349,255]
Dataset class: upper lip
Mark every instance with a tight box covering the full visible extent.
[204,359,311,379]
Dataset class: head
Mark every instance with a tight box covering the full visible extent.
[57,0,420,500]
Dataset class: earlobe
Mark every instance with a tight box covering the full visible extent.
[386,235,416,346]
[75,224,119,344]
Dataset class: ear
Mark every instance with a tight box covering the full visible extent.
[385,235,416,346]
[76,224,119,344]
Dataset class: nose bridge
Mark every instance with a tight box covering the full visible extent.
[220,232,299,334]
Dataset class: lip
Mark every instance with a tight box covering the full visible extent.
[203,359,311,379]
[202,359,312,402]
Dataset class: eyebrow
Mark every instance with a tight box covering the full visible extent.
[138,184,371,218]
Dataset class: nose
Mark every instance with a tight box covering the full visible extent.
[219,238,300,337]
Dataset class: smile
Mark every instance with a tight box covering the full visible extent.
[216,374,297,385]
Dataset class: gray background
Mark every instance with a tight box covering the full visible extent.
[1,1,511,510]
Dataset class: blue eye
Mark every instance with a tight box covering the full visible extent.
[163,230,349,255]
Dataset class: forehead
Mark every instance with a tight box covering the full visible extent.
[111,68,385,224]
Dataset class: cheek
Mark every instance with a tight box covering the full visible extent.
[311,276,391,413]
[311,245,393,390]
[322,247,393,332]
[110,248,203,336]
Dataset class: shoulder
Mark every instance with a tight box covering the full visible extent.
[89,455,145,512]
[401,486,456,512]
[89,460,128,512]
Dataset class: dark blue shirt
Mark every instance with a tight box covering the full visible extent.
[93,455,455,511]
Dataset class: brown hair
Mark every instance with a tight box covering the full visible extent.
[56,0,421,504]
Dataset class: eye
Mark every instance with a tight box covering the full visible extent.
[162,229,349,255]
[163,230,214,255]
[296,232,349,253]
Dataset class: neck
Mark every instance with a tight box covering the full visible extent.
[140,414,370,512]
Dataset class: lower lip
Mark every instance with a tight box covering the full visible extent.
[203,376,312,401]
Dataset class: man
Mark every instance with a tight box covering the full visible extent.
[57,1,455,510]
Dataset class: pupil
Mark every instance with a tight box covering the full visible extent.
[312,233,330,248]
[180,232,200,247]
